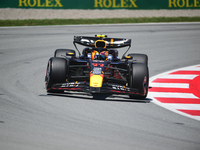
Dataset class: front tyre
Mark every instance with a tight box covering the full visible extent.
[45,57,68,93]
[129,63,149,99]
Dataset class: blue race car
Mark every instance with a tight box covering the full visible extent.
[45,35,149,99]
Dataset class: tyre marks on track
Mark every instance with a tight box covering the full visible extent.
[149,64,200,121]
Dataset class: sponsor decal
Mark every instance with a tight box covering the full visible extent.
[169,0,200,8]
[1,0,199,9]
[18,0,63,8]
[90,74,104,87]
[112,85,130,91]
[94,0,138,8]
[61,81,80,88]
[93,67,102,75]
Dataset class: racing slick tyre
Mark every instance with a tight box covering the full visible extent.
[129,63,149,99]
[54,49,76,59]
[45,57,68,93]
[128,53,148,66]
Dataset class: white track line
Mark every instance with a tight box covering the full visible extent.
[150,83,189,88]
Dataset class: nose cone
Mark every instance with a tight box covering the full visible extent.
[90,74,104,87]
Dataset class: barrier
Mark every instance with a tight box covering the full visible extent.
[0,0,200,9]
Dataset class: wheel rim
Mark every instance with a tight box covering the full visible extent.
[143,76,148,96]
[45,61,50,89]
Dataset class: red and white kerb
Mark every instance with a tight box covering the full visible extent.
[149,64,200,121]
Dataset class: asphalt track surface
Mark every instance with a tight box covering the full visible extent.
[0,23,200,150]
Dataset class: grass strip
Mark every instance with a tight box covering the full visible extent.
[0,17,200,26]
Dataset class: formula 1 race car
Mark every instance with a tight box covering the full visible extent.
[45,35,149,99]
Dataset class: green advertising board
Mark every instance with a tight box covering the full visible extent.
[0,0,200,9]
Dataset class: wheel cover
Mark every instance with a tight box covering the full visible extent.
[143,76,148,96]
[45,61,51,89]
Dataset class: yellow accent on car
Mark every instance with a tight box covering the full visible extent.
[124,56,132,59]
[90,74,104,87]
[123,86,126,90]
[74,81,78,86]
[96,35,106,38]
[110,38,114,45]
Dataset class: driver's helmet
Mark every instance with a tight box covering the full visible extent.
[91,50,99,60]
[91,50,108,60]
[100,51,108,60]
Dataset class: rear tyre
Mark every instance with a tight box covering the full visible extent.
[54,49,76,58]
[129,63,149,99]
[45,57,68,93]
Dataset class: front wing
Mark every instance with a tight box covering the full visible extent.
[51,81,144,96]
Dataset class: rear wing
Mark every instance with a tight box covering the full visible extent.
[73,35,131,57]
[74,36,131,48]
